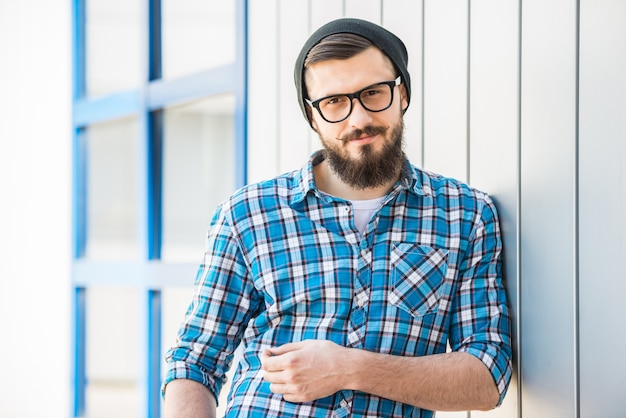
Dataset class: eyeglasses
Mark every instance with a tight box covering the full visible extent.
[306,77,402,123]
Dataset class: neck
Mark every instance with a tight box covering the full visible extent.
[313,159,397,200]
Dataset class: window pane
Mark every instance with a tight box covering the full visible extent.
[86,0,142,96]
[86,286,141,418]
[162,0,236,79]
[162,95,236,261]
[85,117,140,260]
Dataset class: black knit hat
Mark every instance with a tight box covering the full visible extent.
[294,18,411,126]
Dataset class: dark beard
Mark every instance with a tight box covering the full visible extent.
[323,120,405,190]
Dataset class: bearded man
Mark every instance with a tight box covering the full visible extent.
[162,18,512,418]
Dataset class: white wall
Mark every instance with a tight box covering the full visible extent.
[0,1,72,417]
[247,1,626,417]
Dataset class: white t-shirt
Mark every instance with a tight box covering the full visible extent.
[350,196,386,235]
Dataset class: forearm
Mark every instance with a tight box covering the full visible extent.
[344,349,499,411]
[163,379,217,418]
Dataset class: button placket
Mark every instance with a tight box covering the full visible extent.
[347,240,372,348]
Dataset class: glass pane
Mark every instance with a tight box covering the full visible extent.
[86,286,141,418]
[86,0,142,96]
[162,94,236,261]
[162,0,236,79]
[85,117,141,260]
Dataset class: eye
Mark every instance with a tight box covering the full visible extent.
[322,95,348,106]
[362,87,382,97]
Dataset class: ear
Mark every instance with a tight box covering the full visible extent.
[306,106,320,132]
[399,84,409,112]
[310,117,320,133]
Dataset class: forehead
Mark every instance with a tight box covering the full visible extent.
[304,46,396,98]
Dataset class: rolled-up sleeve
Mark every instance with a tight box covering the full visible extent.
[162,203,260,403]
[450,195,513,405]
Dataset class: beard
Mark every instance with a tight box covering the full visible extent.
[320,119,405,190]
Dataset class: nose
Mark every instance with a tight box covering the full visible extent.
[347,97,373,128]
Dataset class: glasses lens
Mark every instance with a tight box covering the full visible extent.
[359,83,393,112]
[318,95,351,123]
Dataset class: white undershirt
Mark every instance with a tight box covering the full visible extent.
[350,196,386,235]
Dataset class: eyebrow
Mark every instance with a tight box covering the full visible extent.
[310,76,398,100]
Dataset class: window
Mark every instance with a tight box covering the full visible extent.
[71,1,247,416]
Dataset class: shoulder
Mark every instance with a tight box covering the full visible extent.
[419,166,486,196]
[412,165,497,217]
[219,170,301,223]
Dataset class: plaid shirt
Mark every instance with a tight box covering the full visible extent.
[164,151,512,417]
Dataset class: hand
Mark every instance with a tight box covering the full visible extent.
[260,340,348,403]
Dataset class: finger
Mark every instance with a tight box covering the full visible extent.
[268,382,288,395]
[265,340,305,356]
[263,369,284,384]
[283,393,308,403]
[261,347,288,372]
[260,350,283,372]
[268,383,309,402]
[260,348,272,363]
[262,345,298,371]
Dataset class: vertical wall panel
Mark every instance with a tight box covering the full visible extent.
[421,5,469,415]
[278,0,311,173]
[423,0,468,182]
[383,0,424,167]
[520,0,578,416]
[345,0,381,22]
[247,0,280,183]
[579,1,626,416]
[468,0,520,416]
[310,0,343,27]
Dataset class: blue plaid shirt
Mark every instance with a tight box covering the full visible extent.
[164,152,512,417]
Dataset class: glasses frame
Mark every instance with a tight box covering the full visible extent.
[306,76,402,123]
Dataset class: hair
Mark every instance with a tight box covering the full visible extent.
[304,33,373,67]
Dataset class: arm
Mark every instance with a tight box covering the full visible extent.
[163,379,217,418]
[261,340,499,411]
[162,203,261,414]
[350,347,498,410]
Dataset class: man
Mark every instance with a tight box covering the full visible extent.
[163,18,512,418]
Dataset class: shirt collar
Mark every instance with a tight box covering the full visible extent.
[290,150,425,206]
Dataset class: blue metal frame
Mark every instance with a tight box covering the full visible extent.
[71,1,87,416]
[72,286,87,417]
[234,0,248,188]
[71,0,248,416]
[145,289,163,417]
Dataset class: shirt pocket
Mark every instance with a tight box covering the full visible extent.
[389,243,448,318]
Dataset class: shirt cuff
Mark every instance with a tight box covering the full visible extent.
[161,361,220,405]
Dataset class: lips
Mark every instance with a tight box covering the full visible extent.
[351,134,375,144]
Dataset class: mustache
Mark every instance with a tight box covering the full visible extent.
[337,125,388,143]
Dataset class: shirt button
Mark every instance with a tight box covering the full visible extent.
[357,299,365,308]
[340,399,348,408]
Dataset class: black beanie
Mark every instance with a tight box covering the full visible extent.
[294,18,411,126]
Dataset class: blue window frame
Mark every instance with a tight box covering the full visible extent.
[71,0,247,416]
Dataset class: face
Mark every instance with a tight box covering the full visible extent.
[305,46,409,189]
